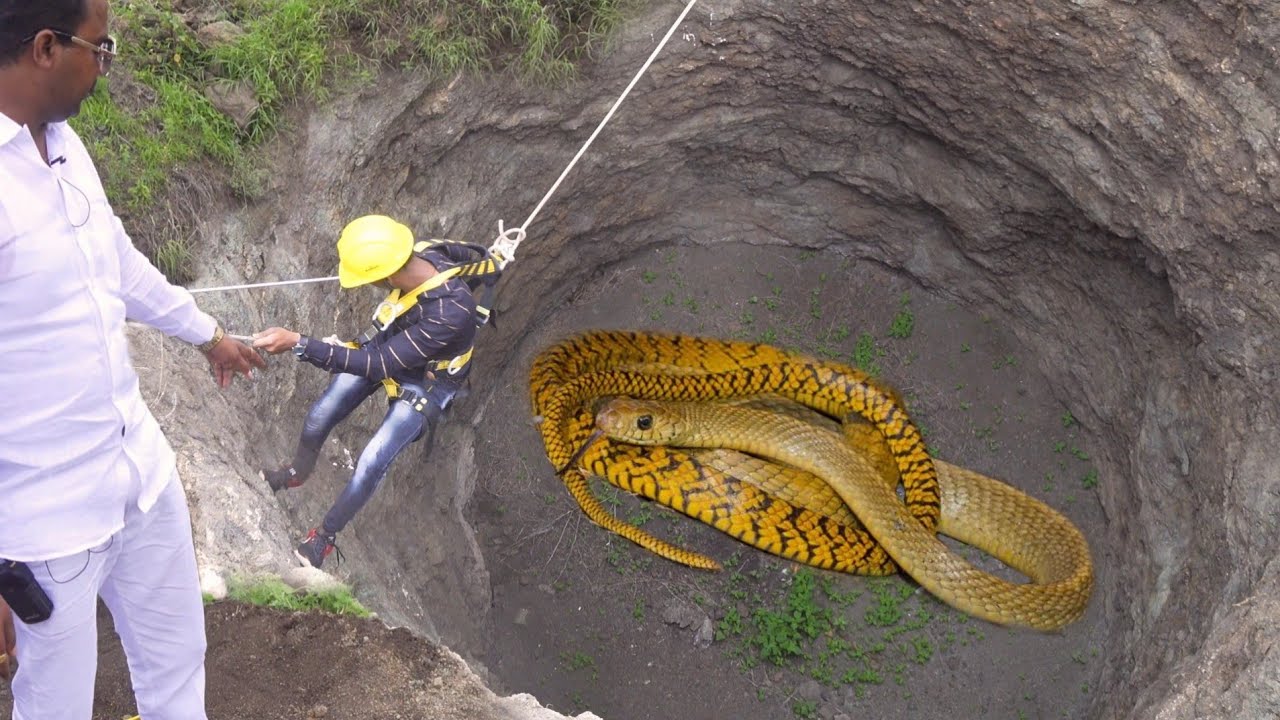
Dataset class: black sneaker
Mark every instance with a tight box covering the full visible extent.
[262,466,305,492]
[294,528,342,569]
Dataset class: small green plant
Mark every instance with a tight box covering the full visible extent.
[633,599,646,621]
[1082,468,1099,489]
[993,354,1017,369]
[909,635,934,664]
[641,270,657,283]
[888,311,914,338]
[747,570,828,666]
[716,606,744,640]
[627,504,654,526]
[1062,411,1077,428]
[960,342,972,353]
[792,698,818,718]
[560,650,598,681]
[888,294,914,339]
[852,332,881,375]
[228,577,370,617]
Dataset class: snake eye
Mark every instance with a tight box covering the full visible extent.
[636,415,653,431]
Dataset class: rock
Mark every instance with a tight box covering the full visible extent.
[796,680,823,703]
[660,598,705,630]
[692,616,714,649]
[204,80,259,131]
[513,608,529,625]
[198,566,227,600]
[306,705,328,719]
[196,20,244,48]
[279,566,345,594]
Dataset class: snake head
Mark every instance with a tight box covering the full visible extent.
[595,398,678,445]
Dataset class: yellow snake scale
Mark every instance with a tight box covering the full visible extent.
[528,330,1093,630]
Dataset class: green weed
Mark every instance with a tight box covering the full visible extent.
[792,699,818,718]
[888,294,914,338]
[852,332,882,375]
[75,0,628,276]
[227,577,370,616]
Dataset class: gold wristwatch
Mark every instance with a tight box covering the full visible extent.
[197,324,225,354]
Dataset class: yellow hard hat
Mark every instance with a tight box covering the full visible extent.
[336,215,414,288]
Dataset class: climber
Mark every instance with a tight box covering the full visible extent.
[253,214,498,569]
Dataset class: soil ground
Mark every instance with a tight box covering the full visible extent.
[0,601,512,720]
[473,243,1112,720]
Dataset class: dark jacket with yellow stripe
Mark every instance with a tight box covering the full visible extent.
[295,245,477,386]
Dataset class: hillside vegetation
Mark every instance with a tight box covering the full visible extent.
[81,0,627,280]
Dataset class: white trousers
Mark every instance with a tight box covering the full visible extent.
[10,476,207,720]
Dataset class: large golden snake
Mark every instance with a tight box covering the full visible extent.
[594,398,1092,631]
[530,330,941,570]
[528,330,1092,629]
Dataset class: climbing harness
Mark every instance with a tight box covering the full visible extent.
[343,238,503,405]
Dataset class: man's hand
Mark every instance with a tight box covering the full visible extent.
[1,595,14,682]
[252,327,303,355]
[205,336,267,388]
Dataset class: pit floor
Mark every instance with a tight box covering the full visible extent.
[473,242,1112,720]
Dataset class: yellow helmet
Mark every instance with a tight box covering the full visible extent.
[336,215,414,288]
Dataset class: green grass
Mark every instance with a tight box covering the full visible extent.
[226,577,371,616]
[888,293,914,339]
[72,0,630,279]
[714,568,963,706]
[852,332,882,375]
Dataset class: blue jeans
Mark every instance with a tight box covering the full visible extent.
[286,373,460,535]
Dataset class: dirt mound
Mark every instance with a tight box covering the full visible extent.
[0,602,515,720]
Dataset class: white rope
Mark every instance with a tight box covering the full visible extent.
[187,275,340,294]
[489,0,700,268]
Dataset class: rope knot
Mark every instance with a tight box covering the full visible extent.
[489,220,526,270]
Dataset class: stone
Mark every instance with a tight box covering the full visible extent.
[280,567,345,594]
[196,20,244,48]
[692,617,714,649]
[198,565,227,600]
[204,80,259,131]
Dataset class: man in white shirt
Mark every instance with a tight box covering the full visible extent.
[0,0,265,717]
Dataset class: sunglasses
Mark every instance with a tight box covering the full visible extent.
[21,29,118,76]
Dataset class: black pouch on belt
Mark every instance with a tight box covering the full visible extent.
[0,560,54,624]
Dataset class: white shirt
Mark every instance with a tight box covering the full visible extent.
[0,113,216,561]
